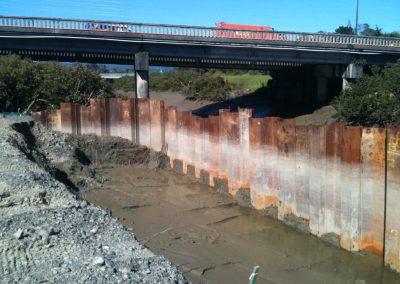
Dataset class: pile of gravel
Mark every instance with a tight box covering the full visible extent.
[0,117,186,283]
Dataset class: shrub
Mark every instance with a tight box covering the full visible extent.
[0,55,113,113]
[332,60,400,127]
[185,74,231,101]
[112,76,135,92]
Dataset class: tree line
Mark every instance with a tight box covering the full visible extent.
[333,22,399,37]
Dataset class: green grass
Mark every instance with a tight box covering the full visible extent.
[222,73,271,92]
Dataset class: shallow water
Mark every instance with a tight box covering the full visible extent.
[84,165,399,284]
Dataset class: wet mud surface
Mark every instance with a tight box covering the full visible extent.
[85,165,400,284]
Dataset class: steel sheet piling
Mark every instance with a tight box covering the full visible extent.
[60,103,74,134]
[36,98,400,272]
[239,108,252,189]
[359,127,386,255]
[340,125,362,251]
[385,127,400,270]
[294,125,310,221]
[326,123,343,236]
[308,125,327,236]
[149,100,165,151]
[137,99,151,147]
[276,118,295,221]
[109,98,123,138]
[262,117,279,212]
[249,118,266,209]
[208,115,220,186]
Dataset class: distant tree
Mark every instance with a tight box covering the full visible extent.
[87,64,108,73]
[384,31,400,38]
[359,24,382,37]
[335,25,355,35]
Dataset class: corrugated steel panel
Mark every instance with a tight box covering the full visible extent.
[360,127,386,255]
[385,126,400,270]
[340,125,362,251]
[294,125,310,220]
[276,118,295,220]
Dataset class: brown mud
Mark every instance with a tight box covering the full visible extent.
[84,165,399,284]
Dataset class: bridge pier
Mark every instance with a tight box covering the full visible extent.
[135,52,149,99]
[342,63,363,90]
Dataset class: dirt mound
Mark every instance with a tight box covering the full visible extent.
[0,117,186,283]
[295,105,337,126]
[66,134,170,170]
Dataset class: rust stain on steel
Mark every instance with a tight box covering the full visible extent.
[208,115,220,184]
[340,125,362,252]
[149,100,165,151]
[192,116,204,176]
[277,118,295,218]
[80,105,91,135]
[277,118,295,155]
[121,99,137,142]
[137,99,150,146]
[228,112,241,192]
[109,98,123,137]
[342,125,362,164]
[308,125,327,236]
[165,106,178,168]
[326,123,343,158]
[294,125,310,220]
[218,110,230,179]
[385,126,400,270]
[227,112,240,145]
[89,99,108,136]
[167,106,178,130]
[249,118,264,149]
[263,117,279,208]
[60,102,73,134]
[325,123,343,236]
[208,116,219,143]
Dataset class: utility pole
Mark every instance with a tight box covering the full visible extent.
[355,0,359,35]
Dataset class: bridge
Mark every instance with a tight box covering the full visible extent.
[1,15,400,102]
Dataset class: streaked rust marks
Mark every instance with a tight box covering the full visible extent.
[385,127,400,270]
[249,118,264,149]
[342,125,362,164]
[34,99,400,273]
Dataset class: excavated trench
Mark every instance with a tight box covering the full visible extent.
[7,118,398,283]
[72,134,400,283]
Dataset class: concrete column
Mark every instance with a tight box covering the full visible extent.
[342,63,363,91]
[135,52,149,99]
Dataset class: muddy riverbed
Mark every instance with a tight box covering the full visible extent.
[84,165,399,284]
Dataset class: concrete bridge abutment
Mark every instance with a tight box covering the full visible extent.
[268,63,363,106]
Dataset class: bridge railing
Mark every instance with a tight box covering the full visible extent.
[1,16,400,48]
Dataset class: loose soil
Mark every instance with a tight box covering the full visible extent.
[0,118,186,283]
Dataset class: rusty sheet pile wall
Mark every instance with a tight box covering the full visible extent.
[33,98,400,272]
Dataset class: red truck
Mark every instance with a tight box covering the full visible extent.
[216,22,282,40]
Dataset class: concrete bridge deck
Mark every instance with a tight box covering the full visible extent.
[0,16,399,68]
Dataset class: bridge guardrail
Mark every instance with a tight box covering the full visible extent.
[1,16,400,49]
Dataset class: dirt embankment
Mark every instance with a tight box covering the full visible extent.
[0,117,186,283]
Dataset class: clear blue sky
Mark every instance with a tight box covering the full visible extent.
[1,0,399,33]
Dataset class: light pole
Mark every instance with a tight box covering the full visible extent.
[355,0,359,35]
